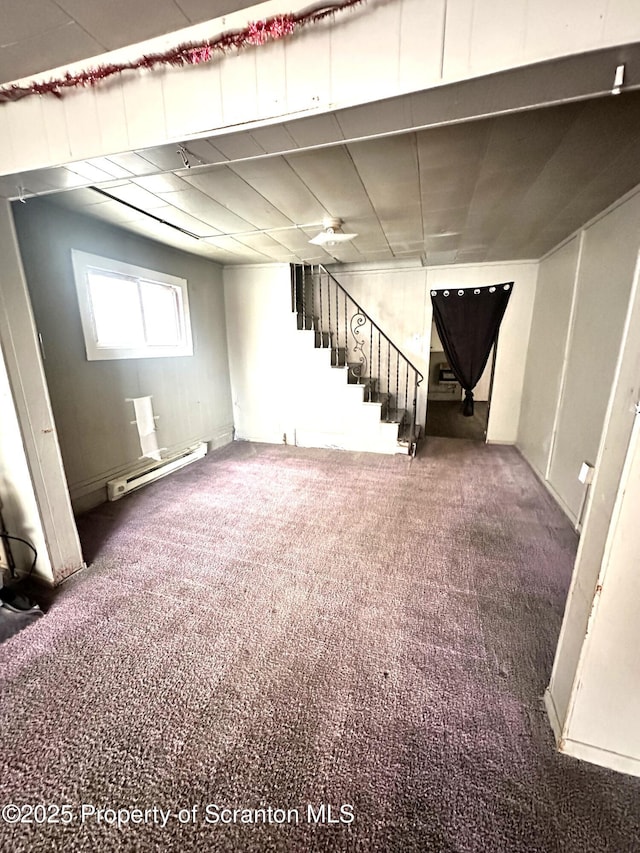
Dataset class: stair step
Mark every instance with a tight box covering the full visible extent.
[386,408,408,425]
[364,391,390,419]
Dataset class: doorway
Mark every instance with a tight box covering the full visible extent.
[425,319,493,441]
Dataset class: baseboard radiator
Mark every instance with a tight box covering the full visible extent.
[107,442,207,501]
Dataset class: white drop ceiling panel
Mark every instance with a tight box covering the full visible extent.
[320,242,365,265]
[151,205,219,238]
[2,0,71,44]
[83,158,134,180]
[123,217,196,251]
[0,23,104,84]
[65,161,120,183]
[154,188,246,234]
[228,158,328,226]
[106,153,160,177]
[179,139,229,166]
[284,147,380,238]
[417,122,491,172]
[53,0,190,51]
[229,231,295,260]
[335,96,414,142]
[101,183,170,210]
[480,108,577,172]
[203,234,269,260]
[426,250,459,265]
[283,114,345,149]
[347,135,423,248]
[183,168,293,230]
[197,132,262,162]
[135,146,187,173]
[44,187,103,208]
[247,125,298,156]
[32,168,92,191]
[172,0,255,22]
[79,199,149,224]
[132,173,191,194]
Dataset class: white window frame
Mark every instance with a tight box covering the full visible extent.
[71,249,193,361]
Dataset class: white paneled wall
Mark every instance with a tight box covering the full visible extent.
[443,0,637,79]
[515,185,640,775]
[517,237,580,482]
[2,0,640,178]
[547,196,640,519]
[518,188,640,524]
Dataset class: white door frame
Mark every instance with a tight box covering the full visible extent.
[0,200,84,585]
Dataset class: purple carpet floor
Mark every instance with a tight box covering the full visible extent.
[1,438,639,852]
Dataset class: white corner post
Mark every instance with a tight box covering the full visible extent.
[0,200,84,585]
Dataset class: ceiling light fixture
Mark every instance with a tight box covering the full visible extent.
[309,218,358,247]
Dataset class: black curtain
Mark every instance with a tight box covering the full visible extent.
[431,283,513,416]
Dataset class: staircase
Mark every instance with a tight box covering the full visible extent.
[291,263,423,456]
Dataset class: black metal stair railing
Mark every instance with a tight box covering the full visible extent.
[291,263,424,454]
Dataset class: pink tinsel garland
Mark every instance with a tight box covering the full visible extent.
[0,0,364,104]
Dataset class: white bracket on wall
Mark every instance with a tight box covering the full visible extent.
[576,461,595,532]
[612,64,625,95]
[578,461,595,485]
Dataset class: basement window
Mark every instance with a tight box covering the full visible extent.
[71,250,193,360]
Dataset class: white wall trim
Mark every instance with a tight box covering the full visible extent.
[514,446,577,525]
[209,425,235,449]
[559,738,640,779]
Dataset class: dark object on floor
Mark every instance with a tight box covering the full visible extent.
[426,400,489,440]
[0,585,43,644]
[0,586,40,612]
[0,600,43,644]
